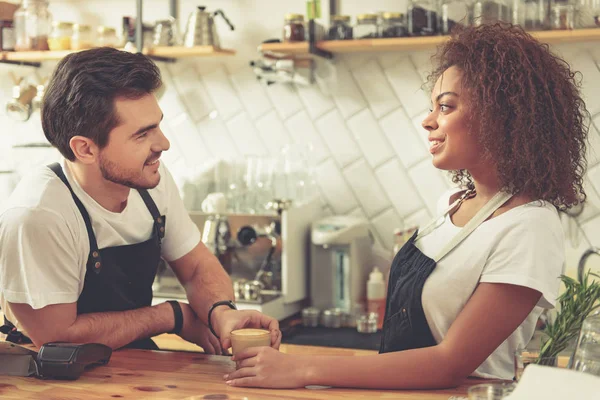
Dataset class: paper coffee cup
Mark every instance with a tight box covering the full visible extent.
[230,329,270,368]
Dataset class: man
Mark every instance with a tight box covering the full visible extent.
[0,47,280,353]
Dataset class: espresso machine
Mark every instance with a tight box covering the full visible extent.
[310,216,374,314]
[153,197,323,321]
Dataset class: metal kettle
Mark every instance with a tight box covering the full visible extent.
[183,6,234,48]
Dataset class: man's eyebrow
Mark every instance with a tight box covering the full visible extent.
[131,113,164,137]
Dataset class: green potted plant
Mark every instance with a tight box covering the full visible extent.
[538,272,600,364]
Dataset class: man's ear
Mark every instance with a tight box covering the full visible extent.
[69,136,98,165]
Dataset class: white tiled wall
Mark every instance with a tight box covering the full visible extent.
[1,0,600,275]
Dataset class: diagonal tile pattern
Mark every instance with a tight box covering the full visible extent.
[0,23,599,259]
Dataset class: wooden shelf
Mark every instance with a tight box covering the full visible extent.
[0,45,236,63]
[147,46,236,58]
[259,28,600,55]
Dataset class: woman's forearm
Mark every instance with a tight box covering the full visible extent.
[301,345,462,389]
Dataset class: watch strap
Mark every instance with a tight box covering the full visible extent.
[167,301,183,335]
[207,300,237,338]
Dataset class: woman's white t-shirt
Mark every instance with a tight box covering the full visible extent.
[415,189,564,379]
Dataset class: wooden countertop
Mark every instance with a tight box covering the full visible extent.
[1,310,497,398]
[0,336,497,400]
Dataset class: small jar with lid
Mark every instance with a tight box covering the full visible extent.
[441,0,472,34]
[550,2,575,30]
[381,12,407,37]
[354,13,379,39]
[408,0,441,36]
[48,21,73,51]
[71,24,94,50]
[283,13,306,42]
[472,0,511,26]
[96,26,119,47]
[0,19,15,51]
[328,15,353,40]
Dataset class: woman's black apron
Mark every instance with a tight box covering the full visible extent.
[380,190,512,353]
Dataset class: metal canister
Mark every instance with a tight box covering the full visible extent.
[322,308,344,328]
[301,307,321,327]
[243,280,264,301]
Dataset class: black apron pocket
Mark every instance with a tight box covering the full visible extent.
[381,307,414,353]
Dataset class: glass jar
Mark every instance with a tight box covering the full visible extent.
[355,13,379,39]
[71,24,94,50]
[328,15,353,40]
[283,13,305,42]
[0,19,15,51]
[381,12,407,37]
[408,0,441,36]
[551,2,575,29]
[14,0,52,51]
[48,21,73,51]
[473,0,511,26]
[468,383,516,399]
[96,26,118,47]
[441,0,472,34]
[512,0,547,30]
[570,314,600,376]
[356,312,378,333]
[575,0,600,28]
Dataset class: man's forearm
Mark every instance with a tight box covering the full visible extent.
[62,302,174,349]
[183,251,234,326]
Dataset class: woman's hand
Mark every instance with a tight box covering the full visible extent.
[223,346,309,388]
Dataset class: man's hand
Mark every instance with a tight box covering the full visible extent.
[212,308,281,351]
[177,302,224,354]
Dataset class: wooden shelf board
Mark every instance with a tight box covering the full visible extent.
[147,46,236,57]
[1,46,236,63]
[259,28,600,55]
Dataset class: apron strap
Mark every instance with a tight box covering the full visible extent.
[416,189,476,240]
[47,162,103,273]
[432,191,513,263]
[137,189,166,239]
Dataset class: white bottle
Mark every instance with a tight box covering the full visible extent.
[367,266,386,329]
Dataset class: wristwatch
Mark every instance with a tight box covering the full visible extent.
[207,300,237,338]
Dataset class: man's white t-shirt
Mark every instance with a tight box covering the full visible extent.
[0,160,201,330]
[415,189,564,380]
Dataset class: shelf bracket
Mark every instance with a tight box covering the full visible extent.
[308,19,333,60]
[148,55,177,63]
[0,60,41,68]
[136,0,144,54]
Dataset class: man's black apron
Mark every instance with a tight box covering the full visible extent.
[380,190,512,353]
[1,163,166,350]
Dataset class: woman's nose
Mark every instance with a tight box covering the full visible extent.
[422,112,438,132]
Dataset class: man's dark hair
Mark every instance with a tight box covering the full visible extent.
[42,47,162,161]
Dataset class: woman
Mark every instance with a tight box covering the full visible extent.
[224,23,589,389]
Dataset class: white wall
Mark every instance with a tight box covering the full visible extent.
[1,0,600,275]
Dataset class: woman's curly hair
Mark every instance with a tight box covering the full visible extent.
[427,23,589,210]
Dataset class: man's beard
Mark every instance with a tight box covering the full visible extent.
[98,153,160,190]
